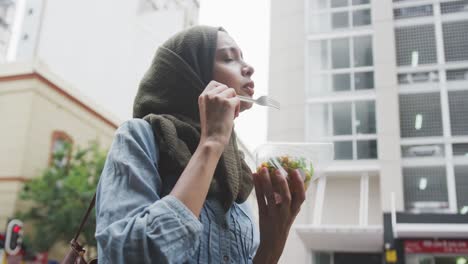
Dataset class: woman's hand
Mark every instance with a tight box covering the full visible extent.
[252,168,306,264]
[198,80,240,147]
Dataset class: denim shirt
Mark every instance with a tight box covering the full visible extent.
[95,119,260,264]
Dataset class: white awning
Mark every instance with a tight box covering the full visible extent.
[295,225,383,252]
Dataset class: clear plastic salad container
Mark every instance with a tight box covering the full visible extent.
[253,142,334,190]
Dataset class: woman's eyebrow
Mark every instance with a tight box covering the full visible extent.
[217,46,242,56]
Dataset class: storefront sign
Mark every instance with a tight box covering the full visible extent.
[405,240,468,254]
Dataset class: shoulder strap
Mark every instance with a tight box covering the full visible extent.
[73,193,96,241]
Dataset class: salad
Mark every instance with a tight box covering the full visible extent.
[257,156,314,190]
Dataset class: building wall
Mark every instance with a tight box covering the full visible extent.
[0,74,117,228]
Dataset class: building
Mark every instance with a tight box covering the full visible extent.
[0,60,119,229]
[268,0,468,263]
[0,0,199,120]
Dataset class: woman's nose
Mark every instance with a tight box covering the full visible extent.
[242,64,255,77]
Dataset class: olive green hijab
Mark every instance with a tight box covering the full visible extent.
[133,25,253,211]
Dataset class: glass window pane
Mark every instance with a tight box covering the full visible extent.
[449,91,468,135]
[453,143,468,157]
[332,38,350,69]
[333,102,352,135]
[332,11,349,29]
[353,9,371,26]
[334,141,353,160]
[314,252,331,264]
[442,21,468,63]
[441,0,468,14]
[353,0,370,5]
[447,68,468,81]
[455,166,468,213]
[402,144,444,158]
[331,0,348,8]
[332,73,351,91]
[353,36,373,67]
[393,5,433,20]
[399,93,443,137]
[355,71,374,90]
[334,253,382,264]
[403,167,449,211]
[308,104,330,138]
[395,25,437,66]
[355,101,376,134]
[309,74,330,96]
[357,140,377,159]
[309,40,329,71]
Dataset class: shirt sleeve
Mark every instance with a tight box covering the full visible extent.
[95,119,203,264]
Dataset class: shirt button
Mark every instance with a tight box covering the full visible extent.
[223,255,229,262]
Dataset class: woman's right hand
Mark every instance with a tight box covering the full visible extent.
[198,80,240,147]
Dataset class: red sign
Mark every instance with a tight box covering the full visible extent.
[405,240,468,254]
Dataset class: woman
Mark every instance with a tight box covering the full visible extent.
[95,25,306,264]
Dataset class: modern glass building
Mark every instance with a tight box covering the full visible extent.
[268,0,468,263]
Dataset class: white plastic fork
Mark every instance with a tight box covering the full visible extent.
[237,95,281,109]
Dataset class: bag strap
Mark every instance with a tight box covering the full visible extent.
[73,193,96,242]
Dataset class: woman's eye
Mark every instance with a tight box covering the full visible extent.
[224,57,234,62]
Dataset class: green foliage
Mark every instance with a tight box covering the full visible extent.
[17,141,107,252]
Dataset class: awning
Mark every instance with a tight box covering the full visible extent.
[295,225,383,252]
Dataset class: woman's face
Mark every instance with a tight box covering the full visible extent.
[213,31,255,112]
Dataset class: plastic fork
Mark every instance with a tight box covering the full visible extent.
[237,95,281,109]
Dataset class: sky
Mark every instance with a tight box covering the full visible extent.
[199,0,270,151]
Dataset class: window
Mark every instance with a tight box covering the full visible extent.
[394,5,433,20]
[332,11,349,29]
[354,36,373,67]
[399,93,443,138]
[402,144,444,158]
[50,131,73,168]
[308,0,371,33]
[333,73,351,91]
[448,90,468,136]
[395,25,437,66]
[308,101,377,160]
[398,70,439,85]
[441,0,468,14]
[403,167,449,211]
[455,166,468,214]
[353,9,371,27]
[357,140,378,159]
[314,252,382,264]
[332,38,350,69]
[447,68,468,82]
[442,21,468,63]
[355,71,374,90]
[356,101,376,134]
[335,141,353,160]
[308,36,374,95]
[333,102,352,135]
[453,143,468,156]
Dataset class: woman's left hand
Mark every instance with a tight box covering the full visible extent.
[252,167,306,264]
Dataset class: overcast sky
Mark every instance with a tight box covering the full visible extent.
[199,0,270,151]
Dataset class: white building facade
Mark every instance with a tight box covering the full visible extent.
[0,0,199,120]
[269,0,468,263]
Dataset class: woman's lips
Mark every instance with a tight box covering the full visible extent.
[242,81,255,96]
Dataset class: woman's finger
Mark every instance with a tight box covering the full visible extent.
[258,167,275,209]
[205,84,229,95]
[289,169,306,216]
[270,169,292,212]
[252,173,267,216]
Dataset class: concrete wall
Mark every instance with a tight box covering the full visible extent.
[322,177,361,225]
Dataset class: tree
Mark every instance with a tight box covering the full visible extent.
[17,141,107,254]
